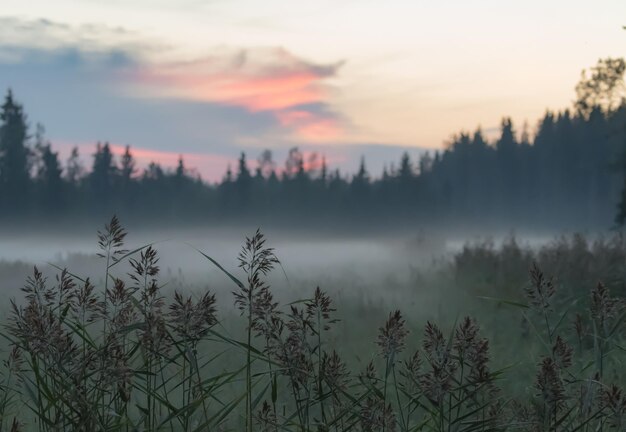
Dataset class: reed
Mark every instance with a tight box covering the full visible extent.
[0,217,623,431]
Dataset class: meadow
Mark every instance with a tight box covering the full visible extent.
[0,217,623,431]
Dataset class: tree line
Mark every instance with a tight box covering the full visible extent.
[1,58,626,230]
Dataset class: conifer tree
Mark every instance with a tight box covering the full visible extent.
[0,89,31,213]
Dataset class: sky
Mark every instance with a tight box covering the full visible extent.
[0,0,625,181]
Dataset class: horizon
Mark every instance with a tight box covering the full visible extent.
[1,1,625,180]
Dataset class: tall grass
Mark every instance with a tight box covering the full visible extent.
[0,217,623,431]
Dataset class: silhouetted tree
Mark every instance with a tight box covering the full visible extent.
[118,145,136,209]
[257,149,275,179]
[175,155,185,179]
[284,147,302,180]
[351,156,370,208]
[616,148,626,226]
[120,145,136,183]
[143,162,164,181]
[235,152,252,206]
[398,152,413,180]
[65,146,83,185]
[0,60,625,229]
[0,89,31,214]
[33,128,63,212]
[576,57,626,117]
[320,156,328,185]
[90,142,116,211]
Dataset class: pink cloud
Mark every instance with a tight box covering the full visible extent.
[276,109,342,142]
[53,140,235,183]
[276,110,315,124]
[129,48,341,112]
[124,48,345,142]
[135,69,326,111]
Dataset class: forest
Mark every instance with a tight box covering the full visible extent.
[2,58,626,231]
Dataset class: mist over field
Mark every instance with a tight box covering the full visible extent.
[0,222,608,342]
[0,2,625,431]
[0,224,556,293]
[0,227,432,311]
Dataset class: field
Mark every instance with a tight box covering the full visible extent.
[0,218,624,431]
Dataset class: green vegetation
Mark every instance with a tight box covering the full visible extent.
[0,217,623,431]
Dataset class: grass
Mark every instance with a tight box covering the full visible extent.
[0,217,624,431]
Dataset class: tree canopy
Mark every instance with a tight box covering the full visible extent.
[1,58,625,231]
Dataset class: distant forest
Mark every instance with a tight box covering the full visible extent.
[2,58,626,230]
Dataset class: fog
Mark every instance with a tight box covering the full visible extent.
[0,224,561,306]
[0,226,434,287]
[0,225,550,272]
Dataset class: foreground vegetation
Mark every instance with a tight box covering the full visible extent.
[0,218,624,431]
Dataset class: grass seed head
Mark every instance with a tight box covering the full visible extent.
[360,398,396,432]
[97,215,128,260]
[526,262,556,311]
[590,283,620,327]
[535,357,565,413]
[322,350,350,392]
[169,290,217,343]
[552,335,573,369]
[602,385,626,430]
[377,310,408,359]
[255,401,278,432]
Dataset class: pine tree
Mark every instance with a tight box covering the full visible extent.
[118,145,136,208]
[351,156,370,209]
[176,155,185,179]
[616,149,626,226]
[320,156,328,184]
[236,152,251,183]
[31,125,63,213]
[90,142,116,210]
[235,152,252,208]
[225,164,233,183]
[398,152,412,180]
[120,145,136,184]
[0,89,31,213]
[65,146,84,185]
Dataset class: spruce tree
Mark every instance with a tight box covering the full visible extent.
[0,89,31,213]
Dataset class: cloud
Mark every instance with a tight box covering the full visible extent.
[0,17,348,144]
[127,47,346,140]
[0,43,280,158]
[0,16,149,55]
[131,59,329,111]
[0,17,421,180]
[275,107,342,142]
[0,45,137,71]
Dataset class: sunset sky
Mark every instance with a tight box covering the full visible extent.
[1,0,625,180]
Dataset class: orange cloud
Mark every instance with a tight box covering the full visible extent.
[129,48,341,112]
[124,48,345,142]
[136,70,326,111]
[276,109,342,142]
[276,110,315,124]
